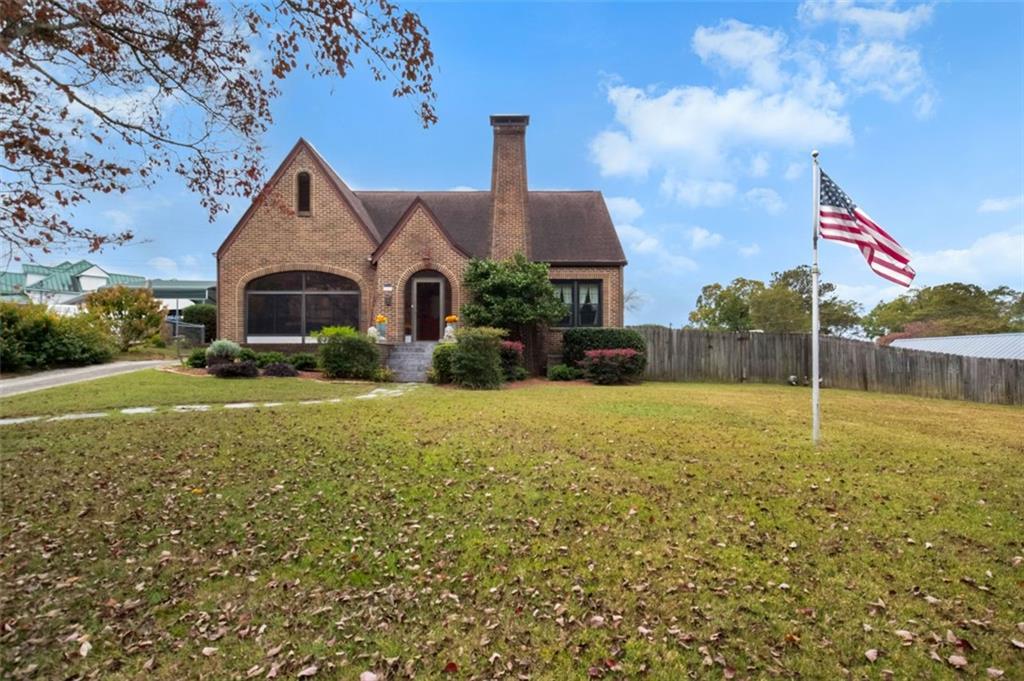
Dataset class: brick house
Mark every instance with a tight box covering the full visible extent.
[216,115,626,361]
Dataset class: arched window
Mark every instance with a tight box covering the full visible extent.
[246,271,359,341]
[296,172,311,214]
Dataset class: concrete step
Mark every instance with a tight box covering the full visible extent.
[385,342,436,382]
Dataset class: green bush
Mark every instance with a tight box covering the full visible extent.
[287,352,318,371]
[451,326,505,390]
[239,347,258,363]
[262,362,298,377]
[373,366,395,383]
[579,348,645,385]
[185,348,207,368]
[0,302,114,371]
[547,363,582,381]
[207,360,258,378]
[316,326,379,379]
[255,351,286,368]
[431,343,457,384]
[206,339,242,363]
[561,328,647,366]
[182,303,216,342]
[85,285,164,351]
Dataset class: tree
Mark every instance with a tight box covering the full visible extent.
[461,254,566,373]
[86,285,165,351]
[862,283,1021,339]
[686,278,764,331]
[749,286,808,333]
[182,303,216,342]
[1,0,436,258]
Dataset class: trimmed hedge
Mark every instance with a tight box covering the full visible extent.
[239,347,258,363]
[262,362,298,377]
[547,363,582,381]
[579,348,645,385]
[561,327,647,366]
[430,343,457,384]
[287,352,318,371]
[207,360,258,378]
[451,327,505,390]
[0,302,114,371]
[185,348,207,368]
[316,326,379,379]
[255,351,286,368]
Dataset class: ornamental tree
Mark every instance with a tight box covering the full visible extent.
[85,285,165,351]
[1,0,436,258]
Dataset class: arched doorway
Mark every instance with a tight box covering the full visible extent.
[404,270,452,341]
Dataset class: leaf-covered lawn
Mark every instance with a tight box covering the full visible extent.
[2,382,1022,679]
[0,370,372,417]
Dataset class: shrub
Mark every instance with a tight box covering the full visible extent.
[262,362,298,377]
[182,303,216,342]
[562,328,647,366]
[85,285,165,351]
[287,352,318,371]
[579,348,645,385]
[255,351,286,368]
[499,340,527,381]
[206,339,242,365]
[185,348,207,368]
[0,303,114,370]
[431,342,458,384]
[451,326,505,390]
[373,366,395,383]
[316,326,379,379]
[239,347,258,363]
[207,360,258,378]
[547,363,582,381]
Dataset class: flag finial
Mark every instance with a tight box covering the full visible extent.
[811,149,819,159]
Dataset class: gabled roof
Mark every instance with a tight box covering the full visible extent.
[4,260,148,294]
[369,196,472,262]
[217,138,380,257]
[359,192,492,258]
[0,271,27,295]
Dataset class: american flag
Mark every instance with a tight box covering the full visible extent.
[818,171,916,287]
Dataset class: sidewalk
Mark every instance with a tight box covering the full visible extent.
[0,360,176,398]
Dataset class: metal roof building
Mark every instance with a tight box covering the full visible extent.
[890,333,1024,360]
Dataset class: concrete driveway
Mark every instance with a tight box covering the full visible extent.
[0,360,176,398]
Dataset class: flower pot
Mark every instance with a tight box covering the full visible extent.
[376,323,387,338]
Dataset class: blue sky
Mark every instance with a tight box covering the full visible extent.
[48,1,1024,324]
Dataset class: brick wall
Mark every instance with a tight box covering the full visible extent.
[217,147,378,343]
[489,117,530,259]
[544,264,625,357]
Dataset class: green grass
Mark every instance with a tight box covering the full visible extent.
[1,382,1021,679]
[0,369,372,416]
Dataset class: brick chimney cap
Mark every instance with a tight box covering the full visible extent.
[490,114,530,127]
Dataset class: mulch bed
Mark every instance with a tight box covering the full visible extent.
[163,365,327,381]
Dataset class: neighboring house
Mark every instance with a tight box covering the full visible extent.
[890,333,1024,360]
[0,261,215,314]
[216,115,627,347]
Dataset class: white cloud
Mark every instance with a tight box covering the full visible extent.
[616,224,661,254]
[977,195,1024,214]
[833,281,907,309]
[784,162,805,181]
[739,243,761,257]
[606,196,645,223]
[837,41,925,102]
[798,1,933,39]
[590,129,651,177]
[661,177,737,207]
[912,230,1024,283]
[448,185,478,192]
[686,226,724,251]
[692,20,788,91]
[148,256,178,275]
[744,187,787,214]
[103,209,134,231]
[749,153,770,178]
[146,254,209,280]
[914,92,935,119]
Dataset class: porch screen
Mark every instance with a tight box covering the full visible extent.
[246,271,359,337]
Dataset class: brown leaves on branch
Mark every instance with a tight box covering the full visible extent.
[0,0,436,257]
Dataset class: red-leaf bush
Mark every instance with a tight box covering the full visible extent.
[207,360,259,378]
[579,348,645,385]
[499,339,527,381]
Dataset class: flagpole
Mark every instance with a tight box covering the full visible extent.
[811,150,821,446]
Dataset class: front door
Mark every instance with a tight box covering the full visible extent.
[414,280,442,341]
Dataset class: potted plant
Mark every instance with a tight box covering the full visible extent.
[443,314,459,342]
[375,313,388,340]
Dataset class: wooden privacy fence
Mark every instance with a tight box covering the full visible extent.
[632,327,1024,406]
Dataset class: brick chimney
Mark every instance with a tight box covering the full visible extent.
[489,114,530,259]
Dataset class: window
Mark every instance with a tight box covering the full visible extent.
[246,271,359,340]
[551,280,602,327]
[296,172,311,214]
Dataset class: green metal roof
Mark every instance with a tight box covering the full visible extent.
[0,271,27,295]
[108,273,147,286]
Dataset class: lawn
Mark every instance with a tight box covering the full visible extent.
[0,370,373,417]
[1,382,1022,679]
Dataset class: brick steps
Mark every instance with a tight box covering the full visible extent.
[386,342,437,383]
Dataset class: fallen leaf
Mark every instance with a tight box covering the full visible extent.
[986,669,1004,678]
[359,673,379,681]
[1011,639,1024,649]
[443,661,458,673]
[894,629,915,644]
[297,665,318,677]
[865,649,879,662]
[79,640,92,657]
[202,647,217,657]
[948,654,968,669]
[266,644,283,658]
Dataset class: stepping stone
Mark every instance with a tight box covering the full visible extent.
[0,416,42,426]
[299,399,326,405]
[173,404,210,412]
[49,412,108,421]
[262,402,284,407]
[121,407,157,414]
[224,402,257,409]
